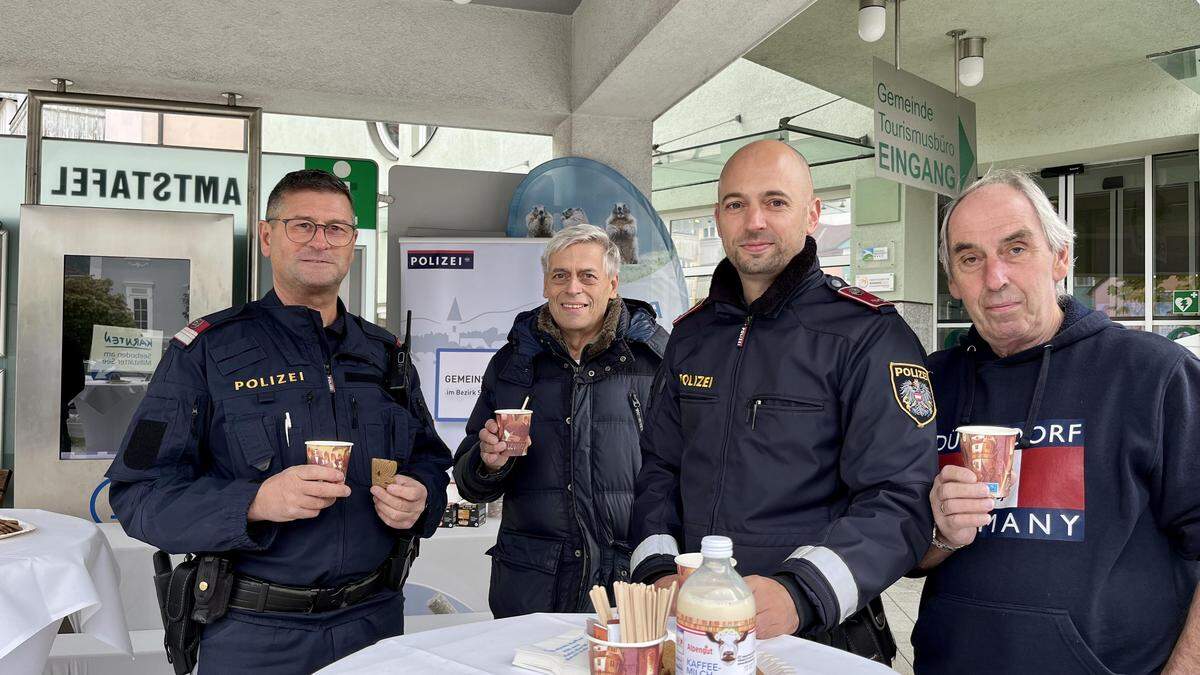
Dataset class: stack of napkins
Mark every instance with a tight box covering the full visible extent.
[512,630,590,675]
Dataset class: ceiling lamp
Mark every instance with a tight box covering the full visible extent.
[957,36,988,87]
[858,0,887,42]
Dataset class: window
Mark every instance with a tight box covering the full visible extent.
[817,193,852,278]
[125,285,153,330]
[17,105,248,150]
[1152,153,1198,321]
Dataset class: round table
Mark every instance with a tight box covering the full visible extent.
[0,509,132,674]
[316,612,893,674]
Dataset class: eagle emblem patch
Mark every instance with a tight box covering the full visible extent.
[889,362,936,427]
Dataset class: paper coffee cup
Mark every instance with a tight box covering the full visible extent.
[305,440,353,475]
[675,552,737,582]
[494,409,532,457]
[956,425,1021,499]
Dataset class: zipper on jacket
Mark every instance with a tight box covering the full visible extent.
[325,362,336,393]
[567,364,593,609]
[189,399,201,438]
[304,390,315,432]
[736,315,753,348]
[709,315,753,532]
[350,395,359,430]
[629,391,644,432]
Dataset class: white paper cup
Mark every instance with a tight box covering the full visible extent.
[675,552,737,582]
[305,440,353,475]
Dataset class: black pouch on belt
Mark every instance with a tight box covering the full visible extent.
[191,554,235,624]
[384,535,421,591]
[839,596,898,666]
[153,551,201,675]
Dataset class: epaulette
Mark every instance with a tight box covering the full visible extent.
[673,297,711,326]
[358,318,401,348]
[171,304,251,349]
[826,276,894,311]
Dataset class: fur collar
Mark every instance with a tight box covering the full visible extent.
[708,236,819,316]
[537,297,623,361]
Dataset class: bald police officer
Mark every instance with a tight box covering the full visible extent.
[630,141,936,664]
[106,170,451,673]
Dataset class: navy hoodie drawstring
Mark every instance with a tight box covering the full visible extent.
[1017,344,1055,449]
[956,341,1054,443]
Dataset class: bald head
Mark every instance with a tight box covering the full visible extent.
[713,139,822,300]
[718,139,813,201]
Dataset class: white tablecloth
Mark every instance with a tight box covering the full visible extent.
[97,523,170,632]
[0,509,132,674]
[316,613,894,674]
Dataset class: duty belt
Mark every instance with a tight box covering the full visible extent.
[228,566,389,614]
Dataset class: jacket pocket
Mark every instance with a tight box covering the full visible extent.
[224,414,278,477]
[745,394,823,430]
[679,392,718,438]
[486,531,564,618]
[628,391,645,432]
[350,406,413,487]
[211,337,267,376]
[912,593,1116,675]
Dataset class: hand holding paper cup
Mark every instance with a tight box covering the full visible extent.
[495,395,533,457]
[956,426,1021,499]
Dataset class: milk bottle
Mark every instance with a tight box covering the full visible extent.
[675,536,756,674]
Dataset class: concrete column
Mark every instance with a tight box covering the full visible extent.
[849,177,938,352]
[553,113,654,196]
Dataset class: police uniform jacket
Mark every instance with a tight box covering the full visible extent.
[106,290,451,589]
[629,237,937,635]
[453,298,667,618]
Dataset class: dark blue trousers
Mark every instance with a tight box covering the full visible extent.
[197,591,404,674]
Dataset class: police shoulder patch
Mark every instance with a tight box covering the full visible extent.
[837,285,893,311]
[170,304,251,349]
[889,362,936,427]
[673,297,711,326]
[172,318,212,348]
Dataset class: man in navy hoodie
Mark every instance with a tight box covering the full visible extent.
[911,168,1200,673]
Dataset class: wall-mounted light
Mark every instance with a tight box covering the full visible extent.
[957,36,987,87]
[452,0,472,4]
[858,0,887,42]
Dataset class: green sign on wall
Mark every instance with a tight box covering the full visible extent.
[1173,289,1199,315]
[305,157,378,230]
[872,58,978,198]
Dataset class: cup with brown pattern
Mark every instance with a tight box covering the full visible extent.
[494,409,532,457]
[305,440,353,476]
[956,426,1021,499]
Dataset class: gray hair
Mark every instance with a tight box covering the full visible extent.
[540,224,622,278]
[938,168,1074,277]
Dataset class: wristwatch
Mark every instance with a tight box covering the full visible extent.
[931,526,964,552]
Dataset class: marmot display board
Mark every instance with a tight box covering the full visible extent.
[506,157,688,327]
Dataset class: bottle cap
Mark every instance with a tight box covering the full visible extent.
[700,535,733,559]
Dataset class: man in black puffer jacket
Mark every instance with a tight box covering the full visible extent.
[453,224,668,617]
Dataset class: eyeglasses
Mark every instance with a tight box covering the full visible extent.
[268,218,357,247]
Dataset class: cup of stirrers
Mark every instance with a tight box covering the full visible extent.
[585,582,677,675]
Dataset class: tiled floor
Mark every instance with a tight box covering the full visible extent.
[882,577,924,674]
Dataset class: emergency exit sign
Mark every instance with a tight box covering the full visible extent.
[1173,290,1199,315]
